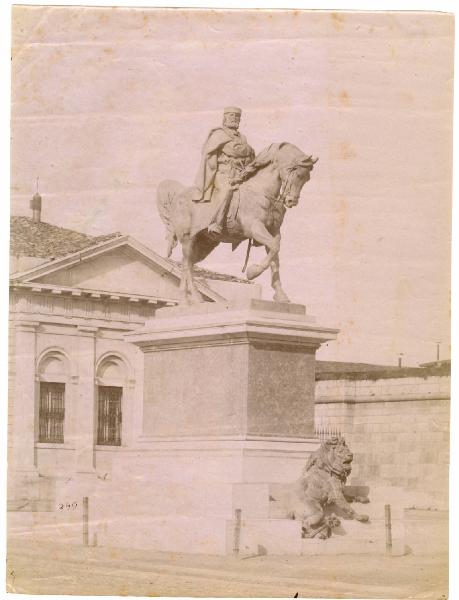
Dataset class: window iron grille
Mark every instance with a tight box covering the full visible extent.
[39,382,65,443]
[97,386,122,446]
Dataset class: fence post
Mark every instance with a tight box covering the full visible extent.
[384,504,392,555]
[233,508,242,556]
[83,496,89,546]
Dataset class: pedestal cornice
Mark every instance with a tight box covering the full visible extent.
[126,300,338,351]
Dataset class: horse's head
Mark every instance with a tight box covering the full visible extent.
[277,145,318,208]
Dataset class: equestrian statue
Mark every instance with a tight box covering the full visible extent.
[157,107,318,303]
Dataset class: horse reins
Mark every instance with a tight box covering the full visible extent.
[241,158,312,273]
[278,158,313,207]
[242,238,252,273]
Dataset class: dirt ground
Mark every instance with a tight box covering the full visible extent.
[6,538,448,598]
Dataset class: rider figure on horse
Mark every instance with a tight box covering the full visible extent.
[191,107,255,235]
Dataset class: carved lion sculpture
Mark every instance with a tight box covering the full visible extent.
[291,436,369,539]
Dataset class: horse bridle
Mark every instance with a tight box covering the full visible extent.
[277,156,317,208]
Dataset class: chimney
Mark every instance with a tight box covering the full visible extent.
[30,177,42,222]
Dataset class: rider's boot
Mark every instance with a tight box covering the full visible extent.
[207,187,233,235]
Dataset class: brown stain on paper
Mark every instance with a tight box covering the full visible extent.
[339,90,351,107]
[337,143,357,160]
[331,12,346,32]
[337,197,349,230]
[389,44,398,60]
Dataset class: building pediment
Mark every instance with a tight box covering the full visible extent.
[10,236,225,303]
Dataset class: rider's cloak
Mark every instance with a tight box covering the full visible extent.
[192,126,253,203]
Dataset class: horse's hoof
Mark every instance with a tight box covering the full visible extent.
[273,292,291,303]
[246,264,263,280]
[179,293,190,306]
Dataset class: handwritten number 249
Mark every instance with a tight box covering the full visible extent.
[58,502,78,510]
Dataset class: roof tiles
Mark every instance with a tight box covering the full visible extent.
[10,216,122,259]
[10,216,251,283]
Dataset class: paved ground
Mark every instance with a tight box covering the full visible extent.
[6,539,448,598]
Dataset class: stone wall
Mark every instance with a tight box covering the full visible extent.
[315,375,450,508]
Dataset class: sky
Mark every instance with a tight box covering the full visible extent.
[10,6,453,366]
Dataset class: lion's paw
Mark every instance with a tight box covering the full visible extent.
[355,514,369,522]
[355,495,370,504]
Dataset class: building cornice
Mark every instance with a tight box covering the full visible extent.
[10,281,179,306]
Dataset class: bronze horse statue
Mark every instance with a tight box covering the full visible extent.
[157,143,318,303]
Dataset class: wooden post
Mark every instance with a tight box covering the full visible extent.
[83,496,89,546]
[233,508,242,556]
[384,504,392,554]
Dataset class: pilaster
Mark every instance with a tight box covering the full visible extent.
[9,321,40,505]
[75,326,98,475]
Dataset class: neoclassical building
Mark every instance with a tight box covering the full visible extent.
[8,212,259,510]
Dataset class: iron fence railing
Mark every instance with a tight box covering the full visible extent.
[314,424,342,441]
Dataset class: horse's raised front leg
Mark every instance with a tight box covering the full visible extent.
[246,221,280,281]
[266,246,290,303]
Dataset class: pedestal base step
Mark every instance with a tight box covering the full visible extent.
[8,508,407,556]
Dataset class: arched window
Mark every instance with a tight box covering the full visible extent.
[37,350,69,444]
[96,355,128,447]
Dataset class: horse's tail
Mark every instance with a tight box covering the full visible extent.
[156,180,184,257]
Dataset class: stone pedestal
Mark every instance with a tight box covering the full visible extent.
[129,299,337,441]
[120,300,338,554]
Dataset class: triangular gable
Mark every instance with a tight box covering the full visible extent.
[10,236,225,303]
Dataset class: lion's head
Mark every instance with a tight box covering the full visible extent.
[303,436,353,481]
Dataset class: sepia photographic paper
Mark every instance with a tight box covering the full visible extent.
[6,4,453,598]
